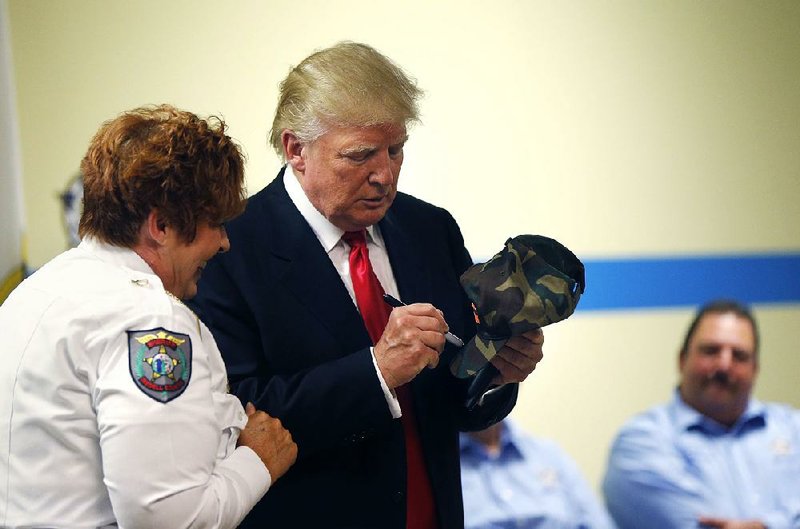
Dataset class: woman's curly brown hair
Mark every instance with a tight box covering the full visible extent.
[79,104,246,246]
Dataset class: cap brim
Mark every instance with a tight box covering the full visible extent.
[450,334,511,378]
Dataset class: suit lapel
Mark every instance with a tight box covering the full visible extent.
[262,171,371,349]
[259,175,438,351]
[380,206,440,418]
[379,208,434,307]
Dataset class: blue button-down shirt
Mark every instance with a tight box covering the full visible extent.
[460,420,615,529]
[603,391,800,528]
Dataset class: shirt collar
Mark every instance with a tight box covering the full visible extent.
[283,164,385,251]
[459,420,524,460]
[77,236,167,293]
[79,236,155,276]
[671,387,767,434]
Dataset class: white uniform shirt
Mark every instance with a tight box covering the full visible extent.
[0,237,270,529]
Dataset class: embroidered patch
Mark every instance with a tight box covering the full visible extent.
[128,327,192,403]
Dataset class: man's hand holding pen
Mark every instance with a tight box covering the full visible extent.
[374,303,449,389]
[383,294,464,347]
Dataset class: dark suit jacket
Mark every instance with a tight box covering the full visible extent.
[190,167,518,529]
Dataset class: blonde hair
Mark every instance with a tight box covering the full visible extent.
[269,41,422,160]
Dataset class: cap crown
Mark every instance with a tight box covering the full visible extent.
[451,235,586,377]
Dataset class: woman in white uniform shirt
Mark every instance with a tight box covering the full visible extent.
[0,105,297,529]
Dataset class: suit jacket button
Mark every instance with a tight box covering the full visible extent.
[393,491,404,503]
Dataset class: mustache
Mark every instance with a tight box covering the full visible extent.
[707,371,731,386]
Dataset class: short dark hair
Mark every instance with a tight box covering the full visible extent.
[679,299,759,358]
[79,104,246,246]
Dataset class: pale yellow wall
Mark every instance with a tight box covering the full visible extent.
[8,0,800,493]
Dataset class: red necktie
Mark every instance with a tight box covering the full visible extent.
[342,230,438,529]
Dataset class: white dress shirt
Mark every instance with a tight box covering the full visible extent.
[284,167,402,418]
[0,237,270,528]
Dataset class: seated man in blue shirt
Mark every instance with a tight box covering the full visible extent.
[603,299,800,529]
[461,419,615,529]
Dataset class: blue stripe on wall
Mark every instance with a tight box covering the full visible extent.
[577,252,800,311]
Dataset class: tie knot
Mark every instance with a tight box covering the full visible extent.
[342,230,367,248]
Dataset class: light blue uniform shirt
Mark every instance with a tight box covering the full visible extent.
[460,420,615,529]
[603,391,800,529]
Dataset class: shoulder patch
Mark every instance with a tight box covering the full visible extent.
[128,327,192,403]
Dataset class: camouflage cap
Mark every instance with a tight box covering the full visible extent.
[450,234,586,378]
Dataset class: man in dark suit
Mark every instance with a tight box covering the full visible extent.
[190,41,544,529]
